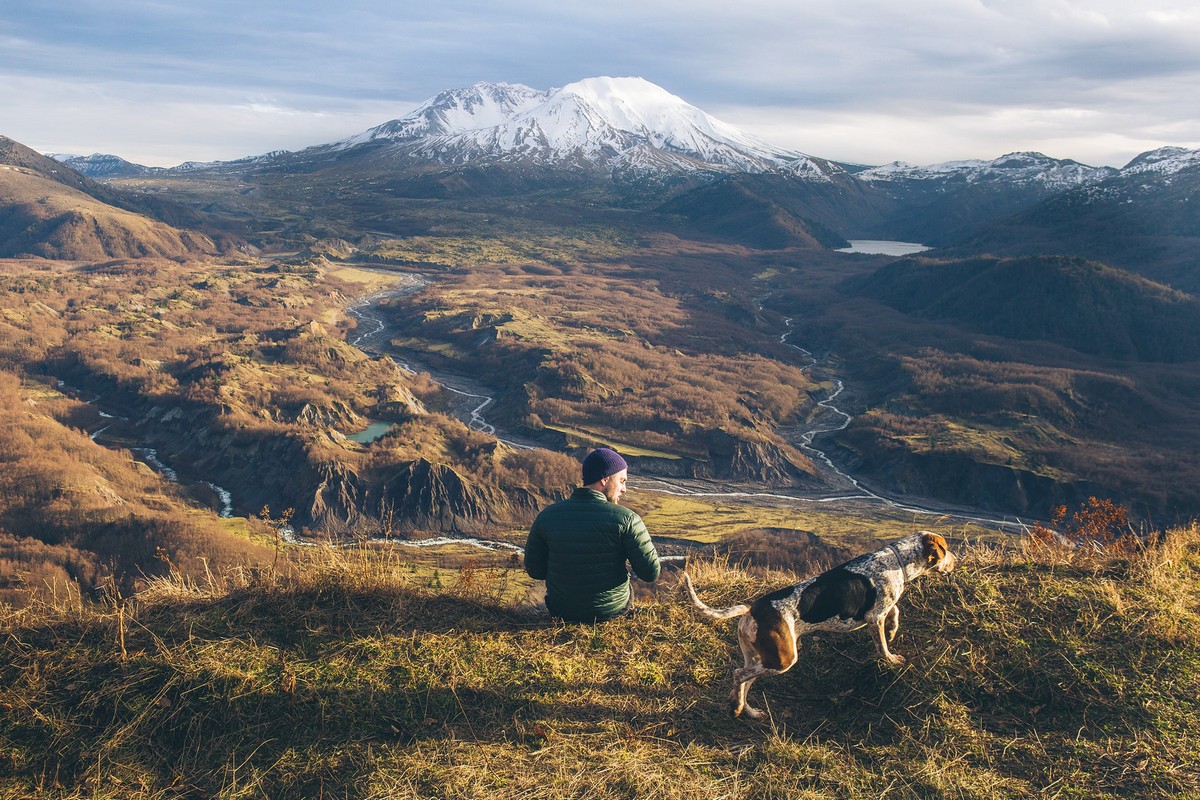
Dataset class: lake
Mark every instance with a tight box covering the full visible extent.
[837,240,930,256]
[346,421,394,444]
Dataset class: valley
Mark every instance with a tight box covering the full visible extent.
[3,76,1200,603]
[341,264,1025,537]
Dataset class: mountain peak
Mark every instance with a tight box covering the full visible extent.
[348,82,549,145]
[557,76,692,129]
[333,77,840,181]
[1121,146,1200,176]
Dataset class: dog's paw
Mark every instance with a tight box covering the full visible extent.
[741,704,766,720]
[884,654,907,667]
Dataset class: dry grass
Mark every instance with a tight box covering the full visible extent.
[3,526,1200,799]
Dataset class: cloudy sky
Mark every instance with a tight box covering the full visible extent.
[4,0,1199,168]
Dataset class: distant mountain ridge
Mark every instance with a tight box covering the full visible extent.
[955,145,1200,292]
[0,136,217,260]
[1121,146,1200,178]
[859,152,1117,192]
[855,152,1122,247]
[46,152,161,179]
[32,76,1200,278]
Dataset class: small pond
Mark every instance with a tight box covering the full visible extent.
[836,240,930,256]
[346,421,394,444]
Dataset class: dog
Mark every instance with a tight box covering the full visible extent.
[683,531,957,719]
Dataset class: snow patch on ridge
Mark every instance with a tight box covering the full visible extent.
[1121,146,1200,176]
[858,151,1117,190]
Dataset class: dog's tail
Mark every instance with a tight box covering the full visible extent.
[681,571,750,620]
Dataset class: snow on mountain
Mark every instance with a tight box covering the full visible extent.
[342,82,550,145]
[334,77,842,181]
[1120,146,1200,177]
[48,152,158,178]
[1062,146,1200,204]
[858,151,1117,191]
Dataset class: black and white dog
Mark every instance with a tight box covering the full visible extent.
[683,531,957,719]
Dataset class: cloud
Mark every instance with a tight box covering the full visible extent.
[1,74,411,166]
[2,0,1198,166]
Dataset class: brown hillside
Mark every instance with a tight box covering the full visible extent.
[0,164,215,260]
[0,257,578,544]
[0,369,273,604]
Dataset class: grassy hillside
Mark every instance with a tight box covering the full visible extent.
[3,527,1199,799]
[0,369,275,604]
[0,167,216,260]
[656,177,850,249]
[847,254,1200,363]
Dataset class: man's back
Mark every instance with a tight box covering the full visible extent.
[525,487,661,622]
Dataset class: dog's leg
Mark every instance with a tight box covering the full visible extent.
[731,616,764,717]
[870,610,906,666]
[884,605,900,643]
[732,663,773,719]
[731,613,800,719]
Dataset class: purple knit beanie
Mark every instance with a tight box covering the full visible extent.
[581,447,628,485]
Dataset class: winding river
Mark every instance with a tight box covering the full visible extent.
[344,271,1030,535]
[346,277,539,449]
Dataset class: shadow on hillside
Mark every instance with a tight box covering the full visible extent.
[121,584,554,650]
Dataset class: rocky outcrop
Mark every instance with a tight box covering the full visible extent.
[374,378,428,418]
[308,461,368,524]
[304,457,542,532]
[184,424,545,531]
[378,459,496,529]
[297,400,361,430]
[700,428,816,484]
[294,238,358,262]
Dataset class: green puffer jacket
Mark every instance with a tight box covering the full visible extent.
[524,487,661,622]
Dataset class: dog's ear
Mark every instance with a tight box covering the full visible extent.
[921,532,947,564]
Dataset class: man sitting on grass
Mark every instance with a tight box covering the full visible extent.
[524,447,661,622]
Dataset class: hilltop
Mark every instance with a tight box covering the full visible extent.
[2,526,1199,799]
[0,136,219,260]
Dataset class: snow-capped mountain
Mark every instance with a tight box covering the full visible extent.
[47,152,159,178]
[858,152,1118,192]
[1028,145,1200,208]
[1119,146,1200,177]
[325,77,843,182]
